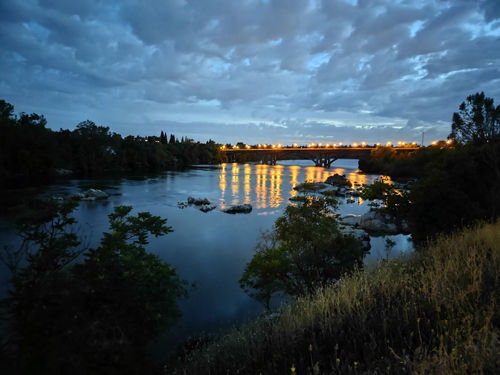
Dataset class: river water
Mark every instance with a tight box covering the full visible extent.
[0,159,412,348]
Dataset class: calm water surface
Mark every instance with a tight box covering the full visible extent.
[0,159,412,347]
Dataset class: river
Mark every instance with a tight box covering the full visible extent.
[0,159,412,349]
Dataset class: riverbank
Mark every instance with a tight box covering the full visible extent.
[168,220,500,374]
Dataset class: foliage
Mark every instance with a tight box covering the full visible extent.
[239,195,364,308]
[449,91,500,145]
[359,178,393,200]
[169,221,500,374]
[358,146,445,177]
[1,200,186,374]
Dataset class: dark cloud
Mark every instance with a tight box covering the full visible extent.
[0,0,499,144]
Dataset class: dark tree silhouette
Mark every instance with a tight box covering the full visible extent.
[449,92,500,144]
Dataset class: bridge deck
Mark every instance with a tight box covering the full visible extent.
[221,147,419,167]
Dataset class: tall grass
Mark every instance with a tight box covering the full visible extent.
[168,222,500,374]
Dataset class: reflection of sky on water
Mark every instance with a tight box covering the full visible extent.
[0,159,412,350]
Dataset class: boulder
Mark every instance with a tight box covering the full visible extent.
[83,189,109,200]
[359,210,398,235]
[341,214,361,226]
[223,204,252,214]
[71,189,108,201]
[199,204,217,213]
[293,182,329,192]
[325,174,351,187]
[187,196,211,205]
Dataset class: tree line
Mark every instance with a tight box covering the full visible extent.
[0,100,225,187]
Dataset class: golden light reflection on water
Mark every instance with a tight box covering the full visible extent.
[289,165,300,198]
[231,163,240,206]
[347,171,367,186]
[218,163,384,210]
[244,164,251,204]
[255,164,268,209]
[219,164,226,209]
[269,165,283,208]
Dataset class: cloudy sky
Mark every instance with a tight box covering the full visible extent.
[1,0,499,145]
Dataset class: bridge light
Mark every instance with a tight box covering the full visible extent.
[446,139,452,145]
[271,144,276,149]
[431,140,438,146]
[318,143,322,147]
[293,143,298,147]
[263,144,267,147]
[277,143,282,148]
[245,144,250,149]
[338,142,343,146]
[333,143,337,147]
[233,145,239,149]
[386,141,392,146]
[402,141,406,145]
[361,141,366,147]
[221,145,225,150]
[352,142,358,147]
[376,142,381,146]
[325,143,330,147]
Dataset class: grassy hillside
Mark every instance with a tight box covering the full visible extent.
[168,221,500,374]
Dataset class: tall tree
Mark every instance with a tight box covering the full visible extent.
[449,92,500,144]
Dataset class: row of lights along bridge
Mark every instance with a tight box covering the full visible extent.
[221,140,451,150]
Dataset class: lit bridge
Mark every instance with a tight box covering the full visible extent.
[221,146,420,167]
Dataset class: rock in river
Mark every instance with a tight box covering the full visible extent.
[71,189,109,201]
[223,204,252,214]
[341,214,361,226]
[324,173,351,187]
[199,204,217,213]
[359,210,398,235]
[187,196,211,206]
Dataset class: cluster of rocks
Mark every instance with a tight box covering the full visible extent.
[71,189,109,201]
[178,196,217,213]
[340,210,408,237]
[179,197,253,214]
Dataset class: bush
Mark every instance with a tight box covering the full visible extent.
[240,195,365,308]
